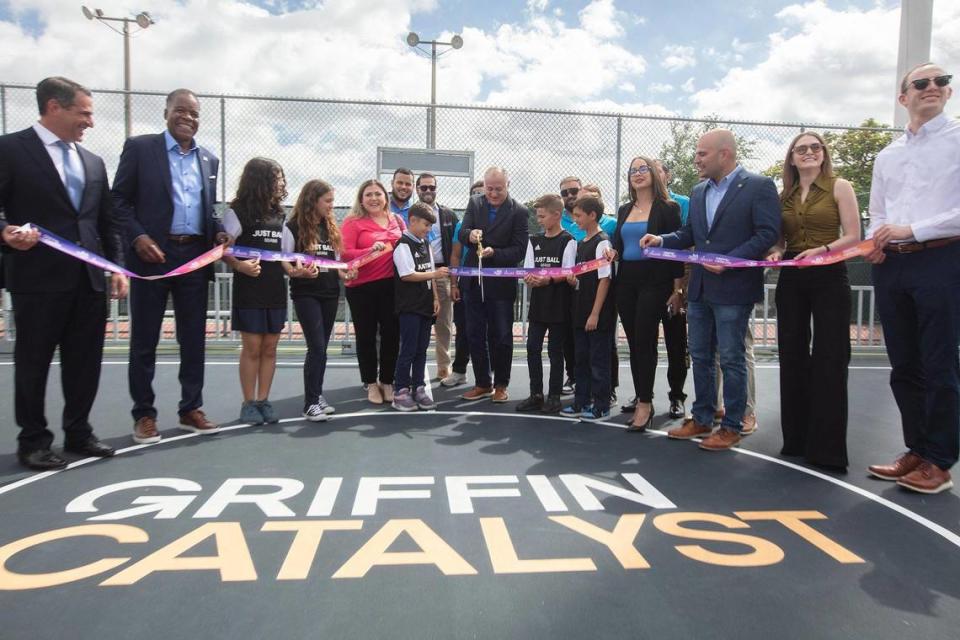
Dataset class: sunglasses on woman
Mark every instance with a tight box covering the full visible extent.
[908,75,952,91]
[792,142,824,155]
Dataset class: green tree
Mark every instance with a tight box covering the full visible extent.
[823,118,894,212]
[657,116,757,197]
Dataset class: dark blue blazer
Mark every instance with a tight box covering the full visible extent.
[111,132,220,277]
[458,194,529,301]
[0,127,124,293]
[660,169,781,305]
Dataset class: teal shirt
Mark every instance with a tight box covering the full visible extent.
[561,209,617,241]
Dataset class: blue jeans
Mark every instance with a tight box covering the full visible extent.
[574,327,612,411]
[687,300,753,431]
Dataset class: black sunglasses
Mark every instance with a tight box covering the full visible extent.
[417,185,436,192]
[908,74,952,91]
[560,187,580,198]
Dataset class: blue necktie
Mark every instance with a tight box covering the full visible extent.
[57,140,83,211]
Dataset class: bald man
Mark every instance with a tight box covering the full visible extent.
[641,129,780,451]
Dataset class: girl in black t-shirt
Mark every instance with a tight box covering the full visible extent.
[282,179,348,422]
[222,157,288,426]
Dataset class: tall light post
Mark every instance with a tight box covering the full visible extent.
[406,31,463,149]
[82,6,154,139]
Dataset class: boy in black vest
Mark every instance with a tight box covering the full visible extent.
[517,194,577,414]
[562,195,614,421]
[393,203,450,411]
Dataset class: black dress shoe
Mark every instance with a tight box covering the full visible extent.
[626,410,653,433]
[669,399,685,419]
[64,437,115,458]
[18,449,68,470]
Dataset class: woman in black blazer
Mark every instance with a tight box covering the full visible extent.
[613,156,684,431]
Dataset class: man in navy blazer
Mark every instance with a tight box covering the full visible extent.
[642,130,780,451]
[0,77,128,470]
[112,88,226,445]
[458,167,529,402]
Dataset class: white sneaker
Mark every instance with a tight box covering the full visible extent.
[316,395,335,415]
[441,371,467,387]
[303,404,330,422]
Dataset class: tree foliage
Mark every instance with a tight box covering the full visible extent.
[823,118,894,212]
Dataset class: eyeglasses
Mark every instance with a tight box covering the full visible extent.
[792,142,824,155]
[628,166,651,176]
[417,185,437,192]
[560,187,580,198]
[908,74,952,91]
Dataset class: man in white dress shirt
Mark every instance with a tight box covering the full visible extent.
[865,62,960,494]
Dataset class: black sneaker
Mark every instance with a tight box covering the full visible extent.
[621,396,637,413]
[561,377,575,396]
[542,394,562,414]
[516,394,544,412]
[669,398,686,419]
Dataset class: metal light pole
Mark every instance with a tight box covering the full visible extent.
[82,6,154,139]
[406,32,463,149]
[894,0,934,128]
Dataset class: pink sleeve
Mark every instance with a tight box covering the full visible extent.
[340,217,366,261]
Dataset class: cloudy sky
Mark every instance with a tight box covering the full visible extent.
[1,0,959,126]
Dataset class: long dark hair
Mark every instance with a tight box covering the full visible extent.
[290,179,341,254]
[348,179,389,219]
[627,155,671,205]
[230,157,287,228]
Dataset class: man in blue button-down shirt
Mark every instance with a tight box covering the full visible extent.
[113,89,226,445]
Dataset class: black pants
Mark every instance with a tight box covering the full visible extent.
[396,312,432,390]
[527,320,567,396]
[345,278,399,385]
[13,279,106,454]
[462,280,514,388]
[873,243,960,470]
[574,327,612,411]
[617,265,673,403]
[776,262,851,468]
[293,295,339,410]
[129,242,209,420]
[452,298,470,374]
[661,308,689,401]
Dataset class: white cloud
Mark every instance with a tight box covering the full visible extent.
[526,0,549,12]
[649,83,674,94]
[681,77,696,93]
[661,45,696,72]
[619,81,636,93]
[578,0,624,40]
[690,1,960,124]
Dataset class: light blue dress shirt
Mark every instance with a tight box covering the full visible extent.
[705,165,743,229]
[164,130,203,235]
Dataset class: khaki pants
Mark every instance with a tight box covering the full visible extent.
[434,277,454,372]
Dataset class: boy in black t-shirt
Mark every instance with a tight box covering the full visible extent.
[561,195,614,422]
[393,203,450,411]
[517,194,577,414]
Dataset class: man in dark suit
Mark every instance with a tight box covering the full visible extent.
[642,129,780,451]
[113,88,226,444]
[0,76,128,470]
[458,167,528,402]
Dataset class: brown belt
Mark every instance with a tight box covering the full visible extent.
[167,234,204,245]
[884,236,960,254]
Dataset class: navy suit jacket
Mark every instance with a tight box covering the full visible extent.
[0,127,124,293]
[112,132,220,277]
[660,169,781,305]
[458,194,529,300]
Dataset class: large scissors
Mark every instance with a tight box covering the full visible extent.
[476,230,485,302]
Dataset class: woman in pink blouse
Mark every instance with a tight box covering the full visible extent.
[341,179,405,404]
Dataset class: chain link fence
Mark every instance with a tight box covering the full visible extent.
[0,83,897,350]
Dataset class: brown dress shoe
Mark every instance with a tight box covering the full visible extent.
[699,428,742,451]
[897,462,953,494]
[868,452,923,481]
[492,386,509,403]
[133,416,161,444]
[178,409,220,435]
[461,385,494,401]
[740,414,758,436]
[667,418,713,440]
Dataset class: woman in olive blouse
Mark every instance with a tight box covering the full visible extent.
[767,132,860,471]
